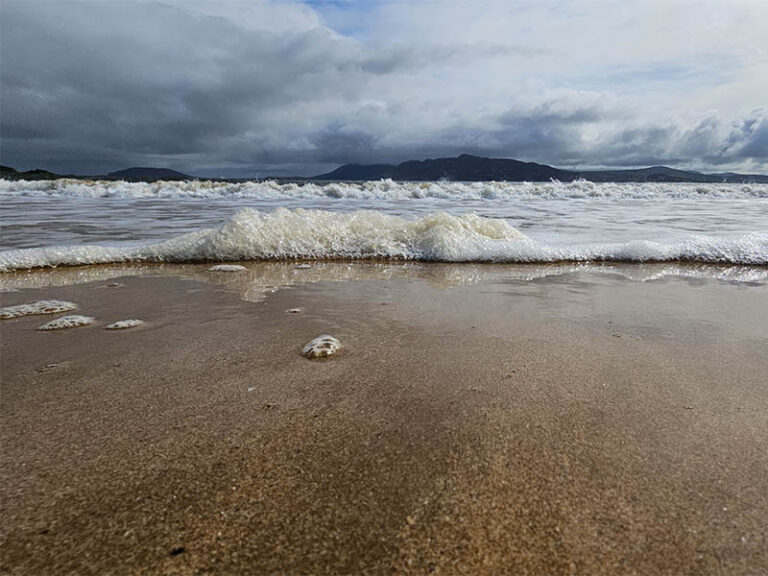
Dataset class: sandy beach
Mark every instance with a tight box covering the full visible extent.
[1,263,767,575]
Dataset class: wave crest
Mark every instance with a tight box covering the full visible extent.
[1,208,766,271]
[2,178,767,200]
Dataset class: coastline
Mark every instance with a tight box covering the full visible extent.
[1,264,767,574]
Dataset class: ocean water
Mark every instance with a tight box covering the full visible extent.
[1,179,767,272]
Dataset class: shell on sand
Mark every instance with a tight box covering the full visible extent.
[208,264,246,272]
[37,315,95,331]
[105,319,144,330]
[302,335,341,359]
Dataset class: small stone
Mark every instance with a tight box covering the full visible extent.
[286,308,303,314]
[170,547,185,557]
[302,335,342,359]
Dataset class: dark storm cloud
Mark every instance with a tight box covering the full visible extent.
[724,113,768,163]
[1,0,766,176]
[593,111,768,169]
[1,1,370,174]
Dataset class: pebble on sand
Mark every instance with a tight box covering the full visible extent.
[302,335,342,359]
[37,315,95,331]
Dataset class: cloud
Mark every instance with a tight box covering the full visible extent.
[1,0,767,176]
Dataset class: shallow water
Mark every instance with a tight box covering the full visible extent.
[1,179,767,270]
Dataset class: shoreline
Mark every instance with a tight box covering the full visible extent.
[2,266,767,574]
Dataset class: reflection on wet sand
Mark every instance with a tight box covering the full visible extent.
[1,261,766,302]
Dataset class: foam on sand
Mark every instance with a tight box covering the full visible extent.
[37,315,95,330]
[0,300,78,319]
[105,319,144,330]
[208,264,247,272]
[303,335,342,359]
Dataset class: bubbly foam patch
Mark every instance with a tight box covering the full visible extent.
[105,319,144,330]
[1,208,767,270]
[208,264,247,272]
[37,315,94,330]
[303,334,342,359]
[2,177,766,200]
[0,300,78,319]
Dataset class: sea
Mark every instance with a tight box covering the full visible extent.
[1,178,767,282]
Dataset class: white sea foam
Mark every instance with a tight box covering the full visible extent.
[0,208,766,270]
[2,177,767,200]
[303,334,342,358]
[105,319,144,330]
[208,264,247,272]
[37,315,94,330]
[0,300,79,319]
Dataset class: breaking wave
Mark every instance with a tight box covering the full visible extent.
[2,178,767,200]
[1,208,766,271]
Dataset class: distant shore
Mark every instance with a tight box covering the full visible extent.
[4,153,768,183]
[1,264,766,574]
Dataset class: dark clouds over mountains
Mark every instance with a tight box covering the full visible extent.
[2,0,766,177]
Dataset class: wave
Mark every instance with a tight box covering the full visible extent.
[2,178,767,200]
[1,208,766,271]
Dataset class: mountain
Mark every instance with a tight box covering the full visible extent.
[107,167,192,181]
[578,166,713,183]
[316,163,399,181]
[1,165,65,180]
[2,158,767,183]
[316,154,568,181]
[314,155,768,183]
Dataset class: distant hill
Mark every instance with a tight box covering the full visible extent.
[0,165,192,182]
[2,157,767,183]
[317,163,399,181]
[315,155,768,183]
[1,165,66,180]
[107,167,191,181]
[577,166,729,183]
[316,154,567,182]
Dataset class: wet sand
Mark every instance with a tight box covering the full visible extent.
[1,264,767,575]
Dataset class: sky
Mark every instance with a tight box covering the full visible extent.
[1,0,767,177]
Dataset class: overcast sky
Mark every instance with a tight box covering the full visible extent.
[2,0,767,176]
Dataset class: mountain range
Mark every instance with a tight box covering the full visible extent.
[0,165,191,182]
[315,155,768,183]
[2,156,767,183]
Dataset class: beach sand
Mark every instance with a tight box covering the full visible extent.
[1,263,767,575]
